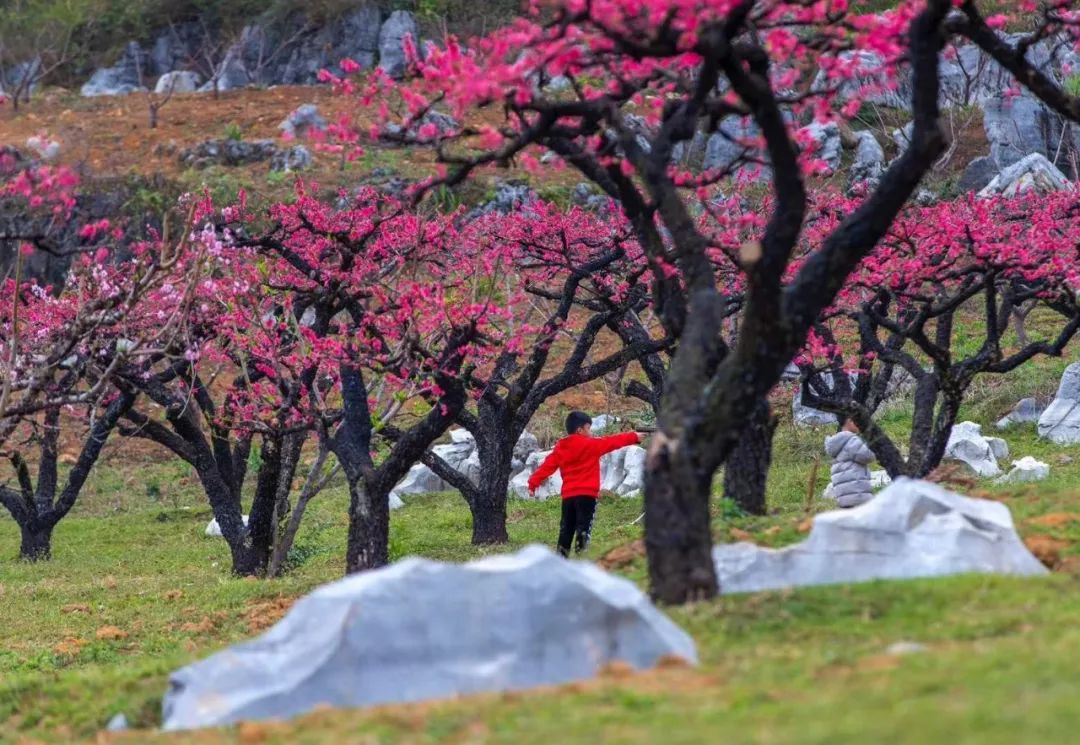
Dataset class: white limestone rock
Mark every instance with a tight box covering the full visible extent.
[155,70,201,94]
[204,515,248,537]
[986,437,1010,462]
[977,153,1074,199]
[1038,362,1080,444]
[510,450,561,500]
[995,456,1050,485]
[162,545,697,730]
[996,398,1045,430]
[713,478,1048,594]
[944,421,1001,477]
[870,470,892,490]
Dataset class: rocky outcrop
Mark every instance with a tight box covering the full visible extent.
[162,545,697,730]
[958,156,999,194]
[279,104,327,138]
[269,145,312,173]
[1038,362,1080,444]
[509,445,648,500]
[465,180,539,221]
[389,429,544,503]
[849,130,885,187]
[81,42,148,97]
[801,121,842,172]
[977,153,1074,199]
[714,478,1048,594]
[378,11,418,79]
[179,139,278,168]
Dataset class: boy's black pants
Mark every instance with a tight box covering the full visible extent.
[558,496,597,557]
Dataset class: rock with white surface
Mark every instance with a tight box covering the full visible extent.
[713,478,1048,594]
[162,545,697,730]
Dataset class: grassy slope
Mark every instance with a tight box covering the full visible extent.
[3,378,1080,742]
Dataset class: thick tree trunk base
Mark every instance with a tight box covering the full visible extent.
[470,499,509,545]
[346,481,390,574]
[19,526,53,562]
[644,440,718,605]
[722,400,776,516]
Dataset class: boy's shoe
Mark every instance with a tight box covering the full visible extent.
[557,545,570,558]
[574,533,591,554]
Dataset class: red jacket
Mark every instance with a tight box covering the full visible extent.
[527,432,641,499]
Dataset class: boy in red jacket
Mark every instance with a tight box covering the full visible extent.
[528,411,641,557]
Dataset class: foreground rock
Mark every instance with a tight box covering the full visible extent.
[944,421,1002,477]
[995,456,1050,485]
[1038,362,1080,444]
[996,398,1044,430]
[714,478,1048,594]
[162,545,697,730]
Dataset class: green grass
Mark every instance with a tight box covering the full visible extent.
[4,356,1080,743]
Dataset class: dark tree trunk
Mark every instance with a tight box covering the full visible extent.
[469,434,512,545]
[244,435,283,577]
[19,523,53,562]
[643,441,718,604]
[346,478,390,573]
[722,399,776,516]
[470,496,509,544]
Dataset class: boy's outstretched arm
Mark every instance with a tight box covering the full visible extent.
[527,450,561,495]
[591,432,641,456]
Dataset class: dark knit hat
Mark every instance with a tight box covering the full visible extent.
[565,411,592,435]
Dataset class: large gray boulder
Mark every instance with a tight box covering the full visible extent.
[81,41,148,96]
[714,478,1048,594]
[600,445,647,497]
[996,398,1045,430]
[278,5,382,83]
[810,50,911,110]
[511,450,561,500]
[0,58,43,100]
[378,11,418,78]
[390,429,542,501]
[704,117,769,180]
[195,8,382,90]
[983,94,1060,169]
[465,180,539,221]
[944,421,1002,477]
[849,130,885,187]
[269,145,313,173]
[977,153,1074,199]
[958,156,999,194]
[149,23,202,78]
[155,70,201,94]
[1038,362,1080,443]
[279,104,327,138]
[801,121,842,172]
[161,545,697,730]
